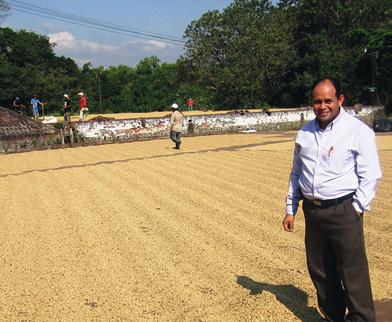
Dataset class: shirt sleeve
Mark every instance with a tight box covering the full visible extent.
[286,141,303,215]
[170,113,174,129]
[352,128,382,213]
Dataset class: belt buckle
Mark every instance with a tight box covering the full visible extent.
[313,200,322,207]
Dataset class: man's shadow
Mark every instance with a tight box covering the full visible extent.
[236,275,322,321]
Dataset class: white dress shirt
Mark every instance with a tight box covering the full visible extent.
[286,107,382,215]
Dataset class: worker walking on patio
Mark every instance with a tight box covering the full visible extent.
[169,103,184,150]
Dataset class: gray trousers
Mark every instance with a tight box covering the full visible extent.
[64,111,71,123]
[170,131,181,148]
[303,198,375,322]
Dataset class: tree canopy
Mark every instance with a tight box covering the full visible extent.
[0,0,391,115]
[181,0,391,110]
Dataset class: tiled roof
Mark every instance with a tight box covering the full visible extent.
[0,106,49,137]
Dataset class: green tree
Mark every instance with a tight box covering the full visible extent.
[127,56,178,112]
[181,0,295,109]
[292,0,390,106]
[0,27,80,113]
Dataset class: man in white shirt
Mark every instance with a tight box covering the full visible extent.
[283,78,382,322]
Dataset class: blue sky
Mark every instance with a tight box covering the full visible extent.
[2,0,277,67]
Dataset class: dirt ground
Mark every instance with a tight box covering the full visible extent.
[0,132,391,321]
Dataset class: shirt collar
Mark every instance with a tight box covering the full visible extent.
[314,106,346,132]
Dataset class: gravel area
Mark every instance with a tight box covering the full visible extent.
[0,133,390,321]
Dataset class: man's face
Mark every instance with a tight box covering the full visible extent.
[312,81,344,128]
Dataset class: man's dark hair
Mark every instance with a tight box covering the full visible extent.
[311,77,342,98]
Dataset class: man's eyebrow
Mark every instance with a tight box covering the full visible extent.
[313,98,334,102]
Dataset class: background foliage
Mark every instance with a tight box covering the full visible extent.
[0,0,390,115]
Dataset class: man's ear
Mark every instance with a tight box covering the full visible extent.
[338,94,345,107]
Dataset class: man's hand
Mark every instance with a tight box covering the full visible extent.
[282,214,295,232]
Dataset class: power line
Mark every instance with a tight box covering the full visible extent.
[15,0,184,41]
[8,0,185,43]
[11,6,184,45]
[7,0,186,45]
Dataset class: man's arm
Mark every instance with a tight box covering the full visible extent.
[169,113,175,131]
[286,143,302,215]
[352,128,382,214]
[283,142,302,232]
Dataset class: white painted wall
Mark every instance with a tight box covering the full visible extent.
[74,106,381,141]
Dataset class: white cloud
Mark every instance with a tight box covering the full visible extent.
[73,57,91,66]
[48,30,183,67]
[49,31,75,49]
[145,40,170,50]
[49,31,117,53]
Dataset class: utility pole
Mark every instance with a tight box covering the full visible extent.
[370,51,377,105]
[365,48,379,106]
[98,70,103,113]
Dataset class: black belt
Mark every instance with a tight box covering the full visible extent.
[305,192,355,208]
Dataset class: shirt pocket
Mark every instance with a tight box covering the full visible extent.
[327,147,354,173]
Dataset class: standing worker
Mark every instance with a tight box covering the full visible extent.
[30,94,42,119]
[169,103,184,150]
[78,92,88,121]
[63,94,72,123]
[283,77,382,322]
[187,97,194,111]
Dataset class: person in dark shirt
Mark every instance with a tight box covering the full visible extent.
[63,94,72,123]
[13,96,26,115]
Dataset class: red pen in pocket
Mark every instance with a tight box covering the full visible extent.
[328,146,334,157]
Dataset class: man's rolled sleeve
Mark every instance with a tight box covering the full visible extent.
[353,129,382,213]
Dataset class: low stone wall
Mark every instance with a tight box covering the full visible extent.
[0,133,60,154]
[74,106,382,142]
[0,105,383,154]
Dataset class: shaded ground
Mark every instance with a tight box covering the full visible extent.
[375,300,392,322]
[0,133,390,321]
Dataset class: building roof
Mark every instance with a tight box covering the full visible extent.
[0,106,54,138]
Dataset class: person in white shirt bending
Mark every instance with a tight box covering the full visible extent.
[283,77,382,322]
